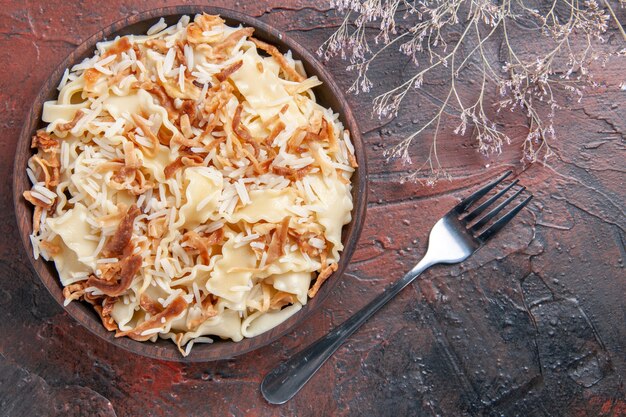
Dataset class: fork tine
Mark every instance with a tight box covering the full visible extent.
[470,186,526,231]
[454,170,512,214]
[476,194,533,241]
[463,179,519,223]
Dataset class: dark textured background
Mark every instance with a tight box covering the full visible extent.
[1,1,624,416]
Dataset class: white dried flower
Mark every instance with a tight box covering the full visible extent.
[321,0,625,183]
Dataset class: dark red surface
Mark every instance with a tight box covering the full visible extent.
[1,1,624,416]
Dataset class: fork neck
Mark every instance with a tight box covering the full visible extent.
[407,253,437,279]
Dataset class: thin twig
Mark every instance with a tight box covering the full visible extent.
[603,0,626,40]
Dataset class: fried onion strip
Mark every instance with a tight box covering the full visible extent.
[102,205,141,258]
[250,37,305,82]
[215,60,243,82]
[307,262,338,298]
[86,255,142,297]
[116,296,188,341]
[266,217,290,265]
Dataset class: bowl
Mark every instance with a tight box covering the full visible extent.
[13,6,367,362]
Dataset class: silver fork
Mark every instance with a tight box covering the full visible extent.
[261,170,533,404]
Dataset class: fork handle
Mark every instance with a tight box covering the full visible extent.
[261,256,436,404]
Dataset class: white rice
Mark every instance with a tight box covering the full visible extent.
[194,336,213,344]
[198,81,209,104]
[309,237,326,249]
[178,65,186,92]
[104,118,125,138]
[258,251,268,269]
[196,194,214,211]
[201,220,225,233]
[33,184,57,200]
[192,282,202,305]
[134,134,153,149]
[147,209,168,220]
[136,194,146,209]
[163,48,176,74]
[57,68,70,91]
[71,55,99,72]
[147,17,167,35]
[140,327,164,336]
[250,241,265,250]
[61,141,70,170]
[234,179,250,206]
[177,15,191,27]
[234,233,260,248]
[159,289,182,308]
[29,235,40,260]
[29,191,52,205]
[160,258,175,278]
[96,257,119,264]
[26,168,38,185]
[183,43,194,70]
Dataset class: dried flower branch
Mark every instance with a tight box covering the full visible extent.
[320,0,625,183]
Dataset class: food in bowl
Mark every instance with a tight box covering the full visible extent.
[23,13,357,355]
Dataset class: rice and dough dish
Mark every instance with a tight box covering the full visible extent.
[24,14,357,355]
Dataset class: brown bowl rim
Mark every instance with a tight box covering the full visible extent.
[13,5,368,362]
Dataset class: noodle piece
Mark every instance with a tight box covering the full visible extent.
[94,305,118,331]
[261,283,271,312]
